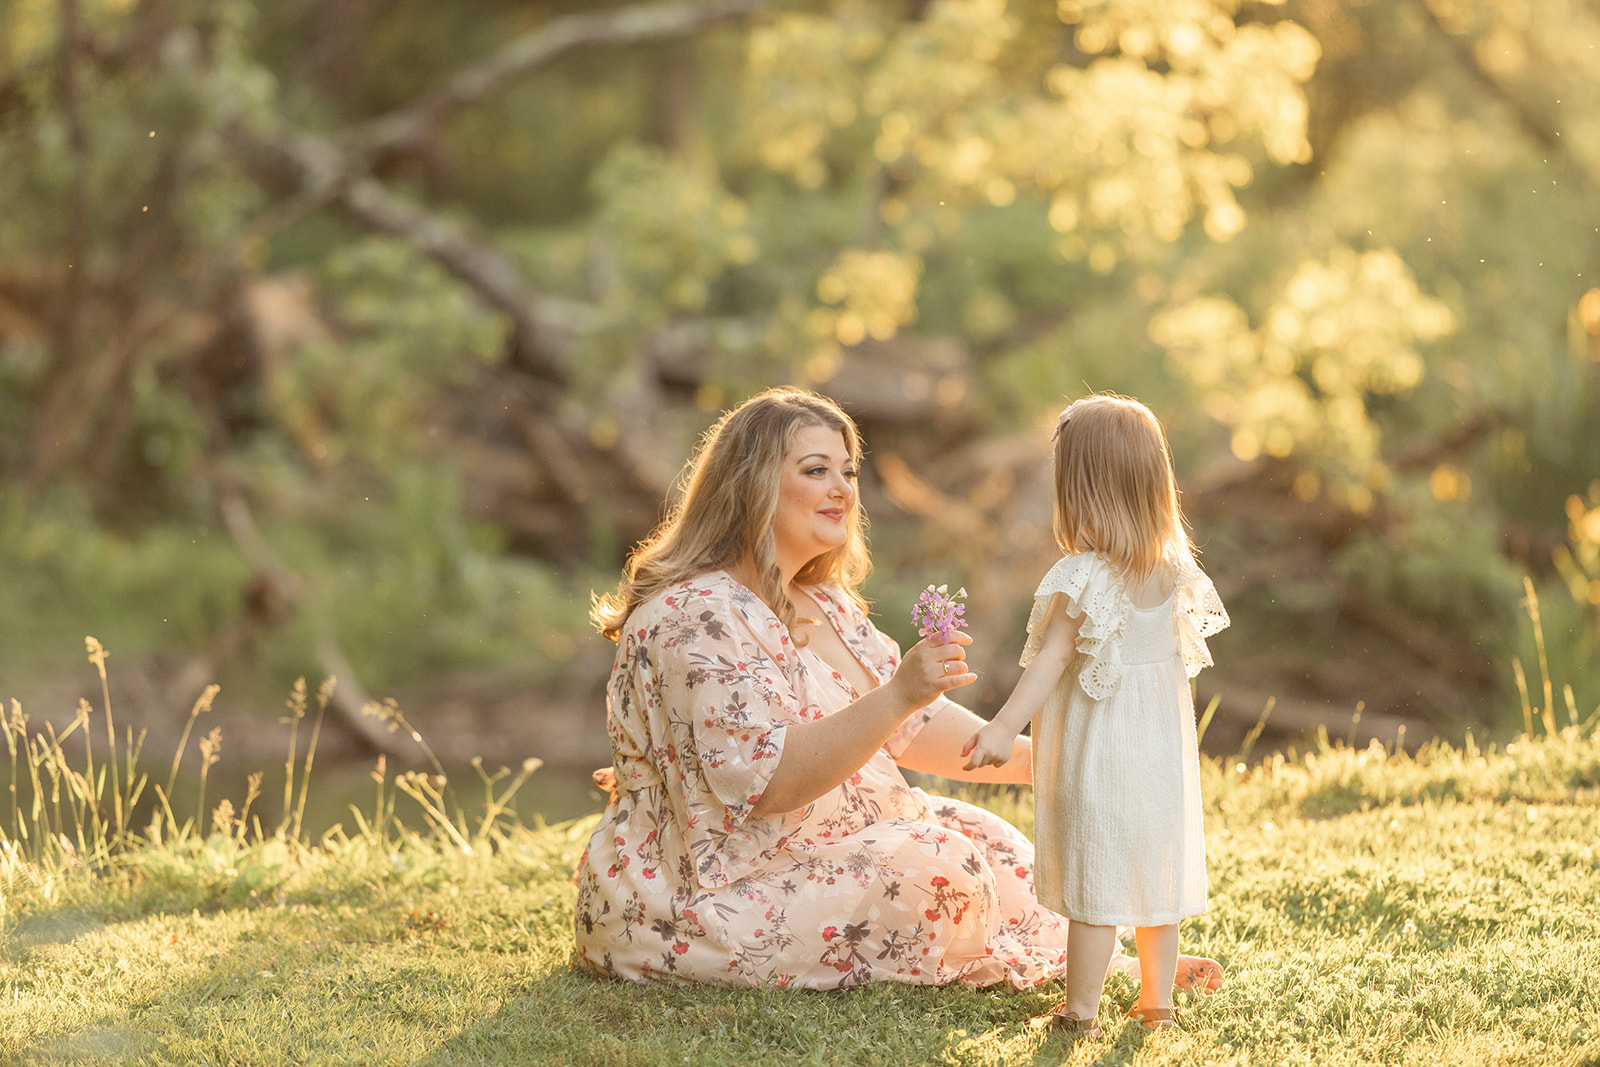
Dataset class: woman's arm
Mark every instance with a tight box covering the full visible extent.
[961,595,1080,771]
[749,632,975,816]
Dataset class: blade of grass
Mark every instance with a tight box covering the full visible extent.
[85,637,124,839]
[281,679,307,839]
[166,685,219,801]
[1195,694,1221,748]
[291,679,334,844]
[1237,696,1276,764]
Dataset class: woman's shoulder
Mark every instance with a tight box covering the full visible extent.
[622,571,769,638]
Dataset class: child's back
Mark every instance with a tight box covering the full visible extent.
[1029,550,1210,929]
[960,392,1229,1037]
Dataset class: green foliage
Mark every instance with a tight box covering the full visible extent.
[234,462,591,690]
[592,142,758,318]
[3,0,1600,747]
[0,491,250,666]
[1337,477,1524,640]
[1154,247,1454,497]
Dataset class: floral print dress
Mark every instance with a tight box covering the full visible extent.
[573,571,1074,989]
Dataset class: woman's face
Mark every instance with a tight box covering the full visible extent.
[772,424,858,575]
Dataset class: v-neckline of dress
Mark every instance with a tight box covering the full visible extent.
[795,585,880,701]
[719,571,879,701]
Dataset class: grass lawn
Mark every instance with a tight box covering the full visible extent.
[3,700,1599,1065]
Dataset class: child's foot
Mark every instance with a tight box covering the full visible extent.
[1030,1004,1102,1040]
[1113,954,1224,993]
[1125,1006,1177,1030]
[1174,955,1224,993]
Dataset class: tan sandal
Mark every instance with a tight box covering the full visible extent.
[1030,1004,1102,1040]
[1125,1006,1177,1030]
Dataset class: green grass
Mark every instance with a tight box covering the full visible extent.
[3,653,1600,1065]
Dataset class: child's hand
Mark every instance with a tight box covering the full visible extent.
[960,722,1016,771]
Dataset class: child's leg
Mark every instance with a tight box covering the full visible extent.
[1061,921,1118,1019]
[1132,924,1179,1011]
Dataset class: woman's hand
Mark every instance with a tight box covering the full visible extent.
[887,632,975,711]
[960,721,1018,771]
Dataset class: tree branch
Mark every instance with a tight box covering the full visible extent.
[231,1,772,388]
[218,489,406,756]
[338,175,588,383]
[29,0,94,488]
[351,0,768,160]
[231,116,590,384]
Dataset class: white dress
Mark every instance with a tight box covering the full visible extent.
[1024,549,1229,927]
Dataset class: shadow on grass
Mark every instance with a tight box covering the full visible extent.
[412,964,1177,1067]
[413,965,1076,1067]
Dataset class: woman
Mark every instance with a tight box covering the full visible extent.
[573,387,1222,992]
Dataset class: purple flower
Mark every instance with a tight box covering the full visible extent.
[910,584,967,645]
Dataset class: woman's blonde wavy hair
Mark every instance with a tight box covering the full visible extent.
[592,387,871,643]
[1051,393,1193,581]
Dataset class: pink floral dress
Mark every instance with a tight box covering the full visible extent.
[573,571,1074,989]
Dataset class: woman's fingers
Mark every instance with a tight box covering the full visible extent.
[934,631,971,679]
[898,633,976,704]
[936,657,973,688]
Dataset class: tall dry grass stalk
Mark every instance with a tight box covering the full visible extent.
[1,637,546,881]
[289,678,336,843]
[84,638,125,838]
[164,683,219,802]
[1513,576,1569,738]
[0,640,150,868]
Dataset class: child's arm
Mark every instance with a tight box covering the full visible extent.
[961,594,1081,770]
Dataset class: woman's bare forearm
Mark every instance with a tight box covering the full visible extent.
[896,702,1033,784]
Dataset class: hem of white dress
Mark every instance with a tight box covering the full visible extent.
[1048,903,1208,927]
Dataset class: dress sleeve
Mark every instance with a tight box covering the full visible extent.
[617,580,813,888]
[1020,554,1129,700]
[1173,551,1230,678]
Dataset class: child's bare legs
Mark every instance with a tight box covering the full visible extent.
[1061,921,1118,1019]
[1132,924,1179,1013]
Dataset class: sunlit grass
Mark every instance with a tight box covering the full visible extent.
[1,642,1598,1065]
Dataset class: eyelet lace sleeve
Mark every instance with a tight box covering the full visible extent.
[1174,550,1230,678]
[1020,553,1129,700]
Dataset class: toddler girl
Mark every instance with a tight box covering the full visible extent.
[962,394,1229,1038]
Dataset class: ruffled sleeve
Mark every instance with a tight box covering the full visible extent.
[1173,551,1230,678]
[1020,553,1129,700]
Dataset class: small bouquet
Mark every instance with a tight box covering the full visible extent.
[911,584,967,645]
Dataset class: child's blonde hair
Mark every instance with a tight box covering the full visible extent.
[591,386,871,642]
[1050,393,1192,580]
